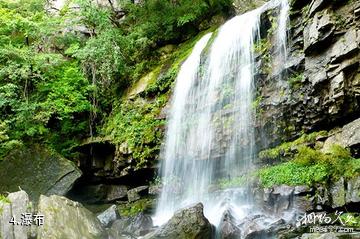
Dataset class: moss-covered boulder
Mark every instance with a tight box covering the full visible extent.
[37,195,104,239]
[0,145,81,201]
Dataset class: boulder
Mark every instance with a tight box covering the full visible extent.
[111,212,153,236]
[0,198,13,239]
[145,203,215,239]
[37,195,104,239]
[107,185,128,202]
[323,118,360,156]
[6,191,31,239]
[218,210,241,239]
[127,186,149,202]
[0,191,32,239]
[97,205,120,227]
[0,145,81,201]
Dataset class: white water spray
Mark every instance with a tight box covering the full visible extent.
[154,0,289,230]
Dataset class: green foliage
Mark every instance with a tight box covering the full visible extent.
[118,198,154,217]
[0,0,93,157]
[259,161,328,187]
[259,144,360,187]
[288,72,303,89]
[103,95,168,168]
[259,131,328,161]
[340,213,360,228]
[0,0,231,161]
[0,194,10,203]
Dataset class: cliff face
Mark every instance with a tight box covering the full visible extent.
[69,0,360,215]
[256,0,360,149]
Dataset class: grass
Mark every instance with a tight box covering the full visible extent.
[258,131,328,161]
[258,145,360,187]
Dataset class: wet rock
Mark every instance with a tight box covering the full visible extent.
[149,185,162,196]
[323,118,360,156]
[218,210,241,239]
[346,176,360,203]
[37,195,104,239]
[330,177,346,208]
[111,212,153,236]
[146,203,215,239]
[127,186,149,202]
[240,220,266,239]
[97,205,120,227]
[0,145,81,201]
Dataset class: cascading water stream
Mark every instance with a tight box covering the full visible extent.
[154,0,289,232]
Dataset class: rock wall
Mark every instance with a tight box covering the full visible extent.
[255,0,360,149]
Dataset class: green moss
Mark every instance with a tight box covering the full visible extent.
[259,131,328,161]
[0,194,10,203]
[118,198,154,217]
[258,144,360,187]
[288,72,303,90]
[103,95,168,169]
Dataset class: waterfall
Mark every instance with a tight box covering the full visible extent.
[154,0,289,229]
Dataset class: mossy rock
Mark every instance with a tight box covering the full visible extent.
[0,145,82,201]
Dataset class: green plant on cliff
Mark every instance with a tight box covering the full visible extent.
[103,95,168,168]
[258,131,328,161]
[258,144,360,187]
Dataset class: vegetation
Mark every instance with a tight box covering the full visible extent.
[118,198,154,217]
[258,131,328,161]
[258,144,360,187]
[0,0,231,160]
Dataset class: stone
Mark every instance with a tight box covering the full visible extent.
[308,0,327,17]
[0,145,81,201]
[127,186,149,202]
[0,198,14,239]
[6,191,30,239]
[304,10,334,54]
[97,205,120,227]
[330,29,359,63]
[301,233,340,239]
[330,177,346,208]
[271,185,294,213]
[148,185,162,196]
[111,212,153,237]
[240,220,266,239]
[218,210,241,239]
[107,185,128,202]
[37,195,104,239]
[346,176,360,203]
[322,118,360,155]
[146,203,215,239]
